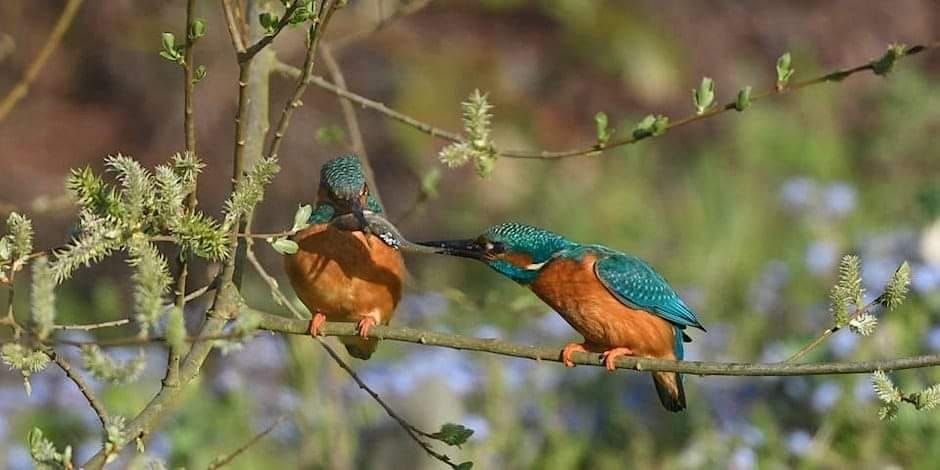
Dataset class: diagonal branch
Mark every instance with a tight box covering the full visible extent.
[238,1,304,63]
[207,415,287,469]
[318,42,385,208]
[330,0,433,50]
[0,0,84,121]
[275,42,940,160]
[47,349,109,430]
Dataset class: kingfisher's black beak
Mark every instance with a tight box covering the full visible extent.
[347,198,369,233]
[416,239,485,260]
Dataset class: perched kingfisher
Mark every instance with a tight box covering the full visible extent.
[284,155,405,359]
[420,223,705,411]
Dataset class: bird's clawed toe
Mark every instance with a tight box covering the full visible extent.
[560,342,590,368]
[600,347,633,371]
[356,317,377,339]
[308,312,327,337]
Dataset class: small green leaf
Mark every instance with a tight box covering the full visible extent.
[166,306,185,352]
[259,12,279,33]
[0,238,10,261]
[161,32,176,52]
[292,205,313,231]
[189,18,207,40]
[692,77,715,115]
[776,52,795,90]
[420,168,441,200]
[194,64,207,82]
[871,43,906,76]
[271,238,299,255]
[734,86,752,112]
[631,114,669,139]
[594,111,613,146]
[455,463,474,470]
[431,423,474,447]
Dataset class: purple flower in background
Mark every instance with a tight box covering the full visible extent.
[811,381,841,412]
[924,327,940,352]
[783,377,809,399]
[912,263,940,294]
[821,182,857,218]
[474,324,505,339]
[829,332,858,359]
[748,260,789,313]
[6,445,30,470]
[853,376,875,402]
[729,446,756,470]
[805,240,838,276]
[398,292,449,322]
[737,424,765,447]
[779,177,817,211]
[535,310,573,338]
[862,257,901,293]
[786,430,813,456]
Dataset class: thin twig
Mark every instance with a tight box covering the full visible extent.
[267,1,340,161]
[784,301,877,363]
[0,0,84,121]
[245,240,461,468]
[277,42,940,160]
[220,0,247,54]
[47,349,109,430]
[53,319,130,331]
[207,415,287,469]
[330,0,433,50]
[238,1,303,63]
[319,42,385,208]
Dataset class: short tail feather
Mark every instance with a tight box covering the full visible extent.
[341,337,379,360]
[652,371,686,412]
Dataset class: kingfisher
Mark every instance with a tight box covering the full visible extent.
[419,223,704,411]
[284,154,405,359]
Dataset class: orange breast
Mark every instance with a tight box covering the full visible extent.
[284,224,404,325]
[530,254,676,360]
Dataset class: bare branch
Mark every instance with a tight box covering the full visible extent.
[784,300,878,363]
[277,42,940,160]
[47,349,109,430]
[331,0,433,50]
[52,319,130,331]
[319,43,385,208]
[0,0,84,121]
[207,415,287,469]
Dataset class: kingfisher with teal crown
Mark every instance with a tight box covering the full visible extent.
[420,223,705,411]
[284,154,404,359]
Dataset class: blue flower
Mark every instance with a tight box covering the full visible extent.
[912,263,940,294]
[729,446,757,470]
[811,381,841,412]
[785,430,813,456]
[821,182,857,218]
[779,177,817,211]
[460,413,490,441]
[805,240,838,276]
[829,332,858,359]
[923,327,940,352]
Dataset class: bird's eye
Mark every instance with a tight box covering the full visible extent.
[490,242,507,254]
[484,242,494,251]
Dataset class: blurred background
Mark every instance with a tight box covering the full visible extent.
[2,0,940,468]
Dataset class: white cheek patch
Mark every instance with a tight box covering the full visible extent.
[524,261,548,271]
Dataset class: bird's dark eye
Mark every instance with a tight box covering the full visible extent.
[490,242,507,254]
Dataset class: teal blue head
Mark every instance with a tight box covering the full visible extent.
[419,223,575,284]
[315,154,381,226]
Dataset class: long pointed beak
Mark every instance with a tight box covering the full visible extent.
[348,198,369,233]
[416,239,485,260]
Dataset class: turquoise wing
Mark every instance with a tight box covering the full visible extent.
[593,249,705,331]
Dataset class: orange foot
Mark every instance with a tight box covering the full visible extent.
[356,317,377,339]
[560,342,590,368]
[308,312,327,337]
[600,347,633,371]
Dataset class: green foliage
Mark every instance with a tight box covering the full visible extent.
[1,343,49,396]
[315,125,346,143]
[66,166,121,221]
[293,204,312,231]
[103,415,127,460]
[106,155,157,229]
[421,167,442,200]
[259,12,280,34]
[877,261,911,309]
[776,52,794,90]
[28,427,73,470]
[188,18,207,40]
[847,313,877,336]
[170,211,229,261]
[159,32,184,64]
[431,423,475,447]
[692,76,715,114]
[594,112,613,146]
[872,371,940,420]
[29,256,56,341]
[166,306,185,353]
[81,345,146,384]
[631,114,669,139]
[126,235,171,336]
[829,254,862,327]
[438,89,498,177]
[270,238,299,255]
[223,157,281,229]
[871,43,906,76]
[735,86,752,111]
[50,211,121,283]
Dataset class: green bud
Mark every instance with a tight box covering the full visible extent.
[271,238,299,255]
[871,43,906,76]
[189,18,207,40]
[692,77,715,115]
[194,64,207,82]
[594,111,612,146]
[776,52,795,90]
[734,86,752,111]
[292,205,313,231]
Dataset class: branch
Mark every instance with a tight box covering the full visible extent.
[52,319,130,331]
[784,300,878,363]
[207,415,286,469]
[276,42,940,160]
[252,310,940,376]
[319,42,385,208]
[237,1,303,63]
[330,0,433,50]
[220,0,247,53]
[266,1,340,161]
[0,0,84,121]
[244,239,463,468]
[47,349,109,430]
